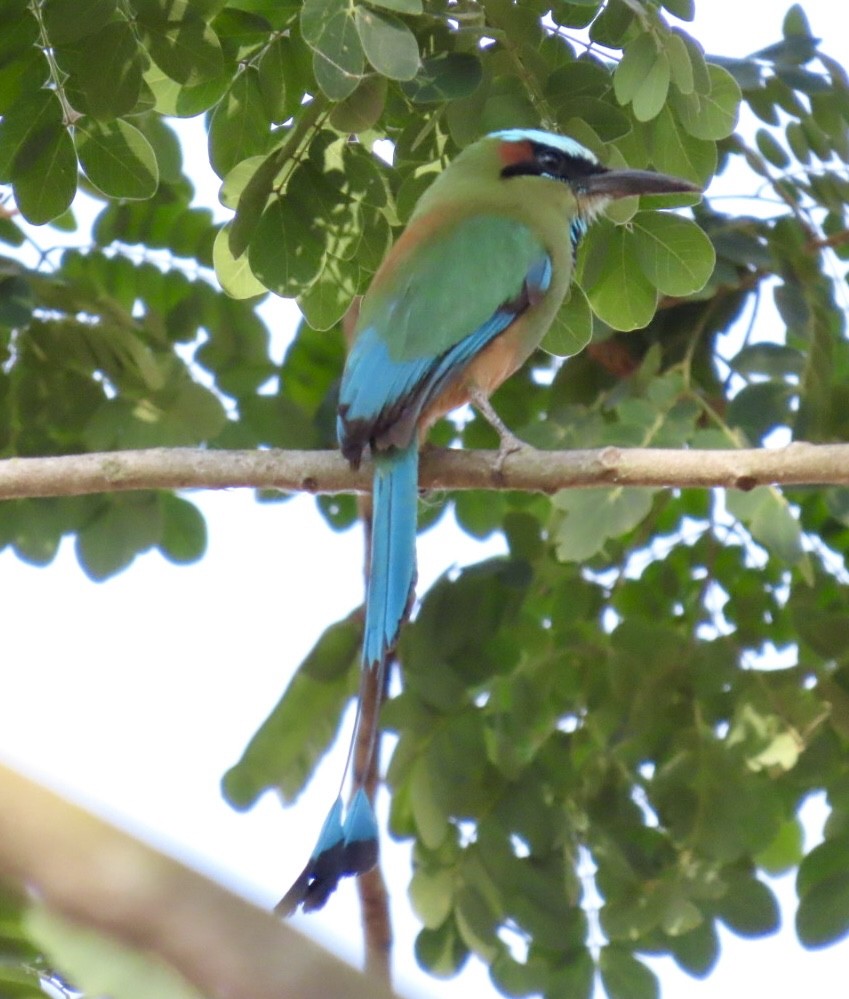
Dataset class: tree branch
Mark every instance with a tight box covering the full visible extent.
[0,442,848,500]
[0,762,398,999]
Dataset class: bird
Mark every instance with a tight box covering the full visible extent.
[277,128,699,915]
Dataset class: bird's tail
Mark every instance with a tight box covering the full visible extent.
[364,441,419,671]
[277,442,418,915]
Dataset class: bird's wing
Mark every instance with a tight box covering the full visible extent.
[338,213,551,460]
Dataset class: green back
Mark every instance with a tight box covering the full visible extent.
[356,214,548,362]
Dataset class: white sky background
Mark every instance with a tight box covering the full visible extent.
[3,2,849,997]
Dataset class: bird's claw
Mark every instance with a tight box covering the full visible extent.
[494,432,524,474]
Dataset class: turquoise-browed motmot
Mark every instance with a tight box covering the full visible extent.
[278,128,698,914]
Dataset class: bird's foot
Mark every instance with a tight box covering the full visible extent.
[468,386,526,476]
[494,430,525,474]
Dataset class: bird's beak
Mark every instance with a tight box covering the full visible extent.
[579,168,701,200]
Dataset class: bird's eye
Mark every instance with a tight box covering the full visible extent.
[536,148,562,175]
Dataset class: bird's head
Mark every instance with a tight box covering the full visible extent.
[491,127,700,221]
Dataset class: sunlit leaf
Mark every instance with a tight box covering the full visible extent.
[673,63,741,139]
[213,224,266,298]
[301,0,364,100]
[585,224,659,330]
[75,118,159,200]
[354,6,420,81]
[631,211,715,296]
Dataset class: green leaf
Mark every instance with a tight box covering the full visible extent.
[401,52,482,103]
[490,952,552,998]
[654,746,784,861]
[730,342,804,380]
[542,284,593,357]
[75,118,159,200]
[357,208,392,272]
[797,868,849,948]
[662,896,704,937]
[633,50,671,122]
[25,904,206,999]
[663,0,694,19]
[726,381,794,443]
[159,494,206,564]
[144,63,230,116]
[756,817,804,875]
[42,0,117,45]
[157,380,228,444]
[297,255,360,331]
[354,6,420,81]
[547,949,596,998]
[0,9,44,114]
[756,127,791,167]
[54,21,145,118]
[715,876,779,937]
[257,36,293,123]
[615,33,658,107]
[208,67,268,177]
[726,487,804,565]
[797,833,849,900]
[9,499,64,567]
[0,964,45,999]
[415,920,468,978]
[785,120,810,164]
[6,95,76,225]
[555,95,631,141]
[454,884,499,960]
[669,919,719,978]
[248,196,325,297]
[673,63,741,139]
[631,211,715,296]
[222,614,360,807]
[666,30,695,94]
[368,0,422,11]
[329,75,387,131]
[585,224,659,331]
[301,0,364,100]
[0,275,33,328]
[213,223,267,299]
[75,494,163,581]
[783,3,811,37]
[0,90,62,182]
[553,487,656,561]
[409,866,454,929]
[599,946,659,999]
[646,105,717,186]
[138,3,225,86]
[0,217,25,247]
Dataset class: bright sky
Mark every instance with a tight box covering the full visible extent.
[3,2,849,997]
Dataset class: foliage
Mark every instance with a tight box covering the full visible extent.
[0,885,70,997]
[4,0,849,996]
